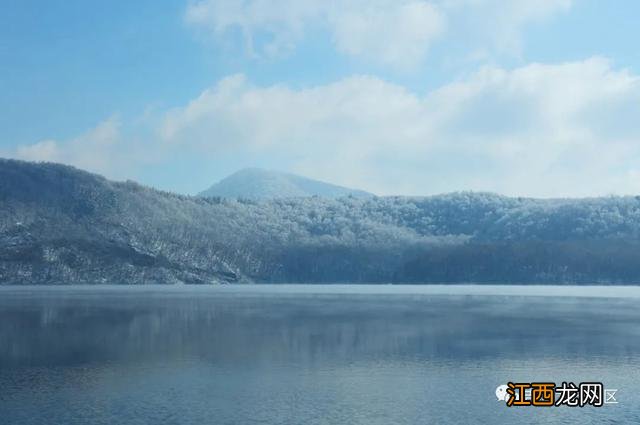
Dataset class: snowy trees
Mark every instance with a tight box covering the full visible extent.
[2,159,640,284]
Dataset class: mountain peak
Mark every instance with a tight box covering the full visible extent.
[198,168,372,199]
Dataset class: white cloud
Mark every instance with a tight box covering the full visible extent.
[159,57,640,197]
[443,0,573,55]
[184,0,571,69]
[328,1,445,69]
[185,0,446,68]
[16,139,59,162]
[12,117,132,179]
[12,57,640,198]
[161,73,428,152]
[185,0,325,58]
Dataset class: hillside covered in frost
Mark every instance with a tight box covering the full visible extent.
[2,159,640,284]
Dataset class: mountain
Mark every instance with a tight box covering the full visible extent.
[2,158,640,285]
[198,168,372,199]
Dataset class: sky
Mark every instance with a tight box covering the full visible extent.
[1,0,640,197]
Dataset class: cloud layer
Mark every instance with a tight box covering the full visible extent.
[11,55,640,197]
[8,1,640,200]
[14,117,126,177]
[155,57,640,196]
[185,0,571,68]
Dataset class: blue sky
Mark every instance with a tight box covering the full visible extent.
[2,0,640,196]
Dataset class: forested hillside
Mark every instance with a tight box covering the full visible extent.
[2,159,640,284]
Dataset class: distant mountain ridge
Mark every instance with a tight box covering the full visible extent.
[3,158,640,285]
[198,168,372,199]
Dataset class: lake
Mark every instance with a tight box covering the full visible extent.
[1,285,639,424]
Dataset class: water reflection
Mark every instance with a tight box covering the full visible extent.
[2,293,639,367]
[1,288,639,424]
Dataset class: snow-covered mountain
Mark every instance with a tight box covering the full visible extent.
[198,168,373,199]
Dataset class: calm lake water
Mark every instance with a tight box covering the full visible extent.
[1,285,639,424]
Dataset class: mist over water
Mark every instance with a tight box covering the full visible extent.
[1,285,639,424]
